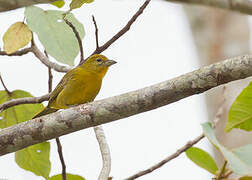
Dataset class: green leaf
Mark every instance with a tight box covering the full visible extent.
[50,173,85,180]
[226,82,252,132]
[202,122,252,176]
[15,142,51,179]
[25,6,85,66]
[0,90,44,128]
[70,0,94,10]
[240,176,252,180]
[52,0,65,8]
[3,22,32,54]
[186,147,218,174]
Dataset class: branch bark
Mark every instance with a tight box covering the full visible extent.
[94,126,111,180]
[167,0,252,15]
[0,94,49,112]
[0,0,58,12]
[0,54,252,156]
[1,0,252,16]
[31,44,71,73]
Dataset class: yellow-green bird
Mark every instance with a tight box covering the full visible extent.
[33,54,116,118]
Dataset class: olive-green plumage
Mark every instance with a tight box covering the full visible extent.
[33,54,116,119]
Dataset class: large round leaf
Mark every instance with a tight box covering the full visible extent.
[25,6,85,66]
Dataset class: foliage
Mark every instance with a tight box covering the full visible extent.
[226,82,252,132]
[202,122,252,176]
[0,90,43,128]
[15,142,51,179]
[3,22,32,54]
[186,147,218,174]
[0,0,92,178]
[25,6,85,65]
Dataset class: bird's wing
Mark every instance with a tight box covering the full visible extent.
[47,70,75,107]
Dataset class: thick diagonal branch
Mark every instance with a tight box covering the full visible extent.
[0,54,252,156]
[167,0,252,15]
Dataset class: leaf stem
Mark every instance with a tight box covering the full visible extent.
[0,74,11,96]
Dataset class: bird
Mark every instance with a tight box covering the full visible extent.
[33,54,116,119]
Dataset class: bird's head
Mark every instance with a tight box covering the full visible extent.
[81,54,117,77]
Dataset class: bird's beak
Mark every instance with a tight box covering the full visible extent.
[105,60,117,67]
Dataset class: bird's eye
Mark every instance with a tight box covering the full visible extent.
[96,59,102,62]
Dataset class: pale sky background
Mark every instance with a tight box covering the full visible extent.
[0,0,247,179]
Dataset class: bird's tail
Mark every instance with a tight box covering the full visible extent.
[33,107,58,119]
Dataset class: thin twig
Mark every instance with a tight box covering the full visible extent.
[91,0,151,55]
[63,17,84,63]
[0,47,32,56]
[125,134,205,180]
[0,74,11,96]
[221,170,232,179]
[92,15,99,49]
[216,161,227,180]
[45,54,67,180]
[45,50,53,93]
[56,137,67,180]
[31,43,71,73]
[94,126,111,180]
[0,93,49,112]
[48,68,53,92]
[125,86,228,179]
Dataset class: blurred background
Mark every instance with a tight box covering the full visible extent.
[0,0,252,179]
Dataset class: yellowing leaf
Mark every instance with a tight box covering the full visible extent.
[52,0,65,8]
[70,0,94,10]
[3,22,32,54]
[15,142,51,179]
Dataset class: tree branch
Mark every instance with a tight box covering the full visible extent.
[0,47,32,56]
[0,94,49,112]
[94,126,111,180]
[63,17,84,64]
[56,137,66,180]
[0,54,252,155]
[125,134,205,180]
[0,0,58,12]
[30,44,71,73]
[0,74,11,96]
[91,0,151,55]
[125,87,227,179]
[166,0,252,15]
[92,15,99,50]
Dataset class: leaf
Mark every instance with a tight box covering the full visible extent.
[52,0,65,8]
[186,147,218,174]
[226,82,252,132]
[25,6,85,66]
[240,176,252,180]
[202,122,252,176]
[3,22,32,54]
[0,90,44,128]
[50,173,85,180]
[70,0,94,10]
[15,142,51,179]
